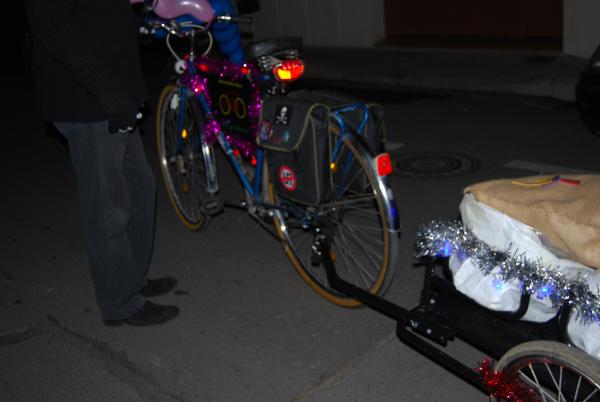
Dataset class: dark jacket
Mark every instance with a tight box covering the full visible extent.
[24,0,148,123]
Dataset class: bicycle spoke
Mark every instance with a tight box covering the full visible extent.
[335,227,376,287]
[336,170,367,197]
[542,362,566,402]
[342,223,385,236]
[574,376,582,402]
[333,228,361,278]
[334,232,369,288]
[343,205,381,216]
[340,225,380,281]
[558,366,565,402]
[341,221,385,243]
[183,160,206,171]
[291,231,311,252]
[581,389,598,402]
[525,364,551,402]
[320,194,377,209]
[340,221,384,261]
[336,226,373,275]
[291,231,312,260]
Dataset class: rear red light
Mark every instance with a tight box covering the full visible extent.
[272,59,304,82]
[376,153,393,176]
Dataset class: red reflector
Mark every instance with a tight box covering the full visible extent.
[272,59,304,82]
[376,153,393,176]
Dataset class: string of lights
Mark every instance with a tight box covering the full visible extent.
[415,220,600,325]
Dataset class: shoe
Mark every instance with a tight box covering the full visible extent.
[103,300,180,327]
[140,276,178,297]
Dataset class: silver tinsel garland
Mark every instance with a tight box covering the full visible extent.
[415,220,600,325]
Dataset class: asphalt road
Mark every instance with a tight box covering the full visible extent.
[1,62,598,401]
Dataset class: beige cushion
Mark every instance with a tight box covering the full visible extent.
[465,175,600,269]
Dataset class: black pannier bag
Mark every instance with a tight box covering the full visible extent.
[309,90,387,194]
[258,92,333,206]
[285,89,387,194]
[292,89,387,155]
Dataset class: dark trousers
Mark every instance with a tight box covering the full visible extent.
[55,121,156,320]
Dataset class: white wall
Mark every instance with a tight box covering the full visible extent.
[563,0,600,58]
[249,0,385,47]
[246,0,599,57]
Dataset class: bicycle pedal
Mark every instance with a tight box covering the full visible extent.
[201,194,224,216]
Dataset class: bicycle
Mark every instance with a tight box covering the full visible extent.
[137,3,600,400]
[137,0,400,307]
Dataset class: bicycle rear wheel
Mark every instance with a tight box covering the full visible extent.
[492,340,600,402]
[269,135,399,307]
[156,84,211,230]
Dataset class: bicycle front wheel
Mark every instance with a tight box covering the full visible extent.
[492,340,600,402]
[156,84,211,230]
[269,135,399,307]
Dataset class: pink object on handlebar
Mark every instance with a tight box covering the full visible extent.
[130,0,214,23]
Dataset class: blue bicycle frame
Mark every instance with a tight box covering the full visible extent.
[176,86,378,206]
[161,0,390,218]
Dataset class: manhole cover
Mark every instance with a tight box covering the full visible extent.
[394,150,480,178]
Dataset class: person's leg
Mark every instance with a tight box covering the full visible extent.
[123,128,156,279]
[55,121,145,320]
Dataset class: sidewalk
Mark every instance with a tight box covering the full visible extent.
[2,45,595,402]
[302,46,588,102]
[5,45,589,102]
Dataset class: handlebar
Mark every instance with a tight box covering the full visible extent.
[214,15,254,24]
[141,13,253,38]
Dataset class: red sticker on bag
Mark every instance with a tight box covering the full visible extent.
[278,166,297,191]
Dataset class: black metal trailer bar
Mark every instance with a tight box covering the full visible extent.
[318,238,574,396]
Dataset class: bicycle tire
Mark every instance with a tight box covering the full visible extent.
[268,134,399,307]
[156,84,210,230]
[492,340,600,402]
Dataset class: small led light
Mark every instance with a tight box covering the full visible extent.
[442,240,453,257]
[181,129,188,139]
[492,278,505,291]
[537,285,552,299]
[181,181,189,193]
[376,153,393,176]
[272,59,305,82]
[330,162,337,172]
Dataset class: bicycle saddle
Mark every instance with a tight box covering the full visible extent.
[247,37,303,59]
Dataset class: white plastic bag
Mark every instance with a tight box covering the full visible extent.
[450,193,592,322]
[567,271,600,361]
